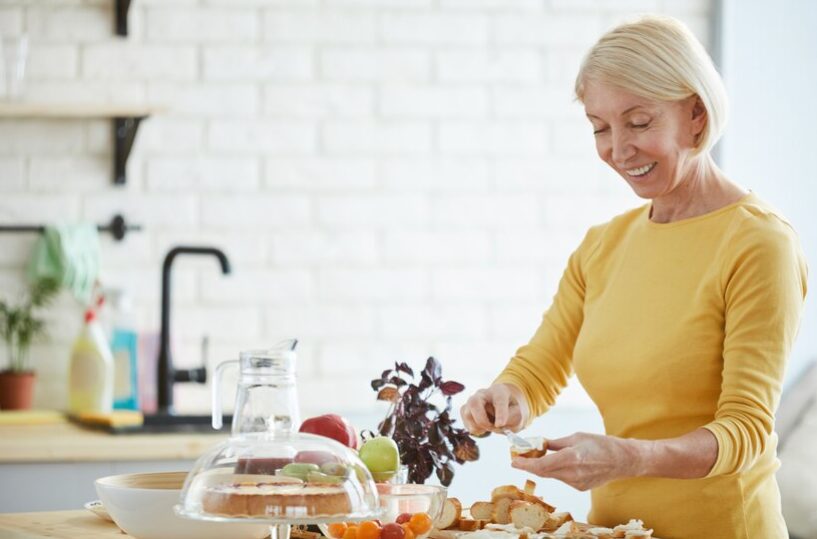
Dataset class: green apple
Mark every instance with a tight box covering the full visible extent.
[358,436,400,482]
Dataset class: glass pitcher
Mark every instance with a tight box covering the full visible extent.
[212,339,300,438]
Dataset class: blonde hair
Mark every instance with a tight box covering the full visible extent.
[575,15,728,155]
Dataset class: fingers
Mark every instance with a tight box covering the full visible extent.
[511,452,592,491]
[492,390,510,428]
[460,390,494,435]
[545,433,581,451]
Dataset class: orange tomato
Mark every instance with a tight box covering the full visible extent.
[328,523,348,539]
[408,513,433,535]
[401,523,416,539]
[358,520,382,539]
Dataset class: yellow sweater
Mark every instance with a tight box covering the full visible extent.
[495,193,807,539]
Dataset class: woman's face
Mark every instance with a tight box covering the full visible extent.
[582,80,706,200]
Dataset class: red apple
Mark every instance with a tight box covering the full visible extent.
[299,413,359,449]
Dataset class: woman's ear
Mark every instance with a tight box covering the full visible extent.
[691,95,707,139]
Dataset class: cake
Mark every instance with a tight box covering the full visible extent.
[202,477,357,518]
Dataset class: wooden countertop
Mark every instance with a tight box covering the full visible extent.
[0,422,226,463]
[0,510,128,538]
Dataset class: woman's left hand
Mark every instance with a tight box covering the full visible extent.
[511,432,645,491]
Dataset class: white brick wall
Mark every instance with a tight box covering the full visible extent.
[0,0,713,418]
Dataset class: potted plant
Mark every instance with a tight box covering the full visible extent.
[370,356,480,486]
[0,278,59,410]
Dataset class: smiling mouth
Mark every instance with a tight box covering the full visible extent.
[625,162,656,177]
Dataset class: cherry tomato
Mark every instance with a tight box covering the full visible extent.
[401,523,416,539]
[409,513,433,535]
[381,522,406,539]
[343,526,359,539]
[358,521,382,539]
[328,523,348,539]
[395,513,412,525]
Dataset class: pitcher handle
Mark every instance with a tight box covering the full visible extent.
[212,359,239,430]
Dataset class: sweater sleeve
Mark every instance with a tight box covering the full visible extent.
[494,225,604,420]
[703,218,808,477]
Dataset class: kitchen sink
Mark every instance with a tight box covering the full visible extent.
[114,413,232,434]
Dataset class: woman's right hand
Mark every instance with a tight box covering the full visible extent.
[460,383,529,435]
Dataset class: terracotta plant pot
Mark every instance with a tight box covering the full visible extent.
[0,370,36,410]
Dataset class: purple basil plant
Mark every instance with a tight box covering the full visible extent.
[369,357,480,486]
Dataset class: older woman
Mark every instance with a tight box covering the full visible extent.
[461,15,807,539]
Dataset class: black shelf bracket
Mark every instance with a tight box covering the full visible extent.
[113,115,145,185]
[115,0,132,36]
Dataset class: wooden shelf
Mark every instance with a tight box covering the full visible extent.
[0,102,156,185]
[0,102,153,118]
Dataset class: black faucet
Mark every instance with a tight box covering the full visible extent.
[157,246,231,415]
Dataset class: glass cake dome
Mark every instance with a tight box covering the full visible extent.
[176,431,382,525]
[175,343,382,535]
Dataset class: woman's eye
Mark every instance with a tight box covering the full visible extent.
[631,122,650,129]
[593,127,608,135]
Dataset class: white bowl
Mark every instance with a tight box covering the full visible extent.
[95,471,269,539]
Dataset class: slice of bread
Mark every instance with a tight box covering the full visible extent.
[434,497,462,530]
[491,497,514,524]
[510,437,548,459]
[523,479,536,495]
[490,485,524,502]
[542,512,573,532]
[509,500,549,531]
[586,527,615,539]
[521,493,556,514]
[490,484,556,514]
[457,519,483,532]
[551,520,580,537]
[469,501,494,521]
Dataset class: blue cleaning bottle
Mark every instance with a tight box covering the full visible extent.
[108,289,139,410]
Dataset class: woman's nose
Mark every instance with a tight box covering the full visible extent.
[611,130,636,165]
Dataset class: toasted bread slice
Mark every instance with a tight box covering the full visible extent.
[490,485,524,502]
[510,437,548,459]
[541,511,573,532]
[470,501,494,521]
[520,492,556,513]
[523,479,536,495]
[491,497,514,524]
[457,519,482,532]
[490,483,556,514]
[509,500,549,531]
[586,527,615,539]
[434,497,462,530]
[551,520,580,537]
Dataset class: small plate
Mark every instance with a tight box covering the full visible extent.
[84,500,114,523]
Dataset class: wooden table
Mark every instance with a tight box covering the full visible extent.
[0,510,126,538]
